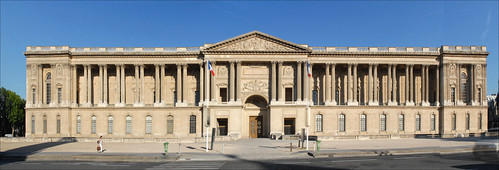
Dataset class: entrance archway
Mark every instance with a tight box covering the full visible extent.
[244,95,269,138]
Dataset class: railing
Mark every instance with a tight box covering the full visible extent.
[309,46,445,53]
[26,46,201,52]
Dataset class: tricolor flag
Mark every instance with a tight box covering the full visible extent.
[207,60,215,76]
[307,61,311,77]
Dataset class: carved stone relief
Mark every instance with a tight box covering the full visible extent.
[284,66,293,76]
[242,80,268,97]
[31,65,37,78]
[57,64,63,77]
[449,64,455,77]
[217,37,294,51]
[218,66,227,77]
[476,64,482,78]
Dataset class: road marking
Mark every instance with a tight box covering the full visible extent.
[393,157,424,160]
[281,162,310,164]
[331,159,377,163]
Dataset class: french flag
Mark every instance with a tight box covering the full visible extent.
[307,61,311,77]
[207,60,215,76]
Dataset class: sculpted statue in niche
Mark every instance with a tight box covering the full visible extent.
[218,37,293,51]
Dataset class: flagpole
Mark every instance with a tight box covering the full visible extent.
[306,61,310,151]
[205,60,209,152]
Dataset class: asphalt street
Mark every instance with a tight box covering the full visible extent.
[1,153,498,170]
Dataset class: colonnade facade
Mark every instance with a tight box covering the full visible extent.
[24,31,489,140]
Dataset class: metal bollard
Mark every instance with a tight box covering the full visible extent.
[298,140,301,148]
[223,143,225,154]
[178,143,181,154]
[317,140,321,153]
[313,142,316,151]
[290,142,292,152]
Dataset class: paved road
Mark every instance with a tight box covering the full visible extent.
[1,153,498,169]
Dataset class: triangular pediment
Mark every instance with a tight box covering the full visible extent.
[203,31,310,52]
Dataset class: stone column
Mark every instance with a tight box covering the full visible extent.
[103,65,108,106]
[390,64,397,105]
[308,63,314,104]
[199,63,204,104]
[325,64,331,104]
[71,65,77,107]
[98,65,104,105]
[120,64,125,105]
[436,65,440,106]
[347,64,352,104]
[271,61,277,102]
[424,65,430,105]
[482,64,487,105]
[353,64,358,104]
[160,65,166,105]
[410,65,414,104]
[456,64,461,105]
[176,64,182,105]
[297,61,302,102]
[140,65,145,106]
[471,64,476,105]
[387,64,392,105]
[236,61,242,102]
[421,65,425,106]
[134,64,139,105]
[303,62,309,103]
[368,64,372,104]
[87,65,93,106]
[50,64,56,106]
[230,61,235,102]
[405,65,409,105]
[210,62,216,102]
[373,64,378,104]
[278,61,284,102]
[154,64,160,106]
[115,65,121,106]
[182,64,188,104]
[331,64,337,105]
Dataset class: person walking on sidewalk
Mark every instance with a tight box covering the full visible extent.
[97,136,105,153]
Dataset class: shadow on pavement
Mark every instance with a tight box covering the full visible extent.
[222,154,344,169]
[0,137,76,165]
[453,163,499,170]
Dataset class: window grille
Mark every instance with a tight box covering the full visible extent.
[56,115,61,134]
[126,116,132,134]
[77,115,81,134]
[31,116,35,134]
[339,114,345,132]
[108,116,113,134]
[43,115,47,133]
[360,114,366,131]
[452,114,456,130]
[46,73,51,104]
[91,116,96,134]
[167,116,174,134]
[466,114,470,130]
[146,116,152,134]
[431,114,436,131]
[57,88,61,104]
[415,114,421,131]
[380,114,386,131]
[189,115,196,134]
[398,114,405,131]
[316,114,323,132]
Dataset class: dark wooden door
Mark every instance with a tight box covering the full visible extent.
[249,116,263,138]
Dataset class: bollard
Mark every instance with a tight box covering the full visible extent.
[298,140,301,148]
[290,142,292,152]
[178,143,181,154]
[313,142,316,151]
[163,142,169,156]
[222,143,225,154]
[317,140,321,153]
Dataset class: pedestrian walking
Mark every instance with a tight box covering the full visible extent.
[97,136,105,153]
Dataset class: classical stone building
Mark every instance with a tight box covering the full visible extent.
[24,31,489,140]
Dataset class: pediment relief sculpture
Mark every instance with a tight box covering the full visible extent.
[215,37,294,51]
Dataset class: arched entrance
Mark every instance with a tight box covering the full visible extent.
[244,95,269,138]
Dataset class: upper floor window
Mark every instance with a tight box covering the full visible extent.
[460,72,468,103]
[335,90,339,103]
[57,88,62,104]
[285,88,293,103]
[451,87,456,104]
[46,73,51,104]
[220,88,228,103]
[312,90,318,105]
[32,88,36,104]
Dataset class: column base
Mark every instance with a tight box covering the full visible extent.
[176,102,188,107]
[368,101,378,106]
[405,102,415,106]
[97,103,109,107]
[347,101,358,106]
[330,101,337,106]
[443,100,453,106]
[457,101,466,106]
[49,102,58,107]
[434,101,440,106]
[388,102,398,106]
[421,102,431,106]
[154,103,163,107]
[82,103,93,107]
[115,103,126,107]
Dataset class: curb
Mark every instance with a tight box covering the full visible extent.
[308,148,474,158]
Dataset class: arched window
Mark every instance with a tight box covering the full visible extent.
[415,114,421,131]
[145,116,152,134]
[380,114,386,131]
[189,115,196,134]
[126,116,132,134]
[478,113,482,130]
[46,73,51,104]
[108,116,113,134]
[316,114,323,132]
[430,114,436,131]
[466,113,470,130]
[398,114,405,131]
[31,115,35,134]
[76,115,81,134]
[460,72,468,103]
[43,115,47,133]
[452,114,456,130]
[91,116,96,134]
[360,114,367,131]
[56,115,61,134]
[167,115,174,134]
[339,114,345,132]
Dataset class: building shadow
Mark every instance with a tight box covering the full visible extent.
[221,154,344,170]
[0,137,76,165]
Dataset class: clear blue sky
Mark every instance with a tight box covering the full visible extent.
[1,1,498,99]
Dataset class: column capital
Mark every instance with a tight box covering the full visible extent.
[230,61,235,65]
[277,61,283,66]
[271,61,277,64]
[348,63,353,66]
[98,64,106,67]
[176,63,182,68]
[182,63,188,67]
[236,61,242,65]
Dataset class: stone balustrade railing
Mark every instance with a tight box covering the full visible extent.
[26,46,202,52]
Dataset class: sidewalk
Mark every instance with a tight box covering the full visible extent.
[0,137,481,162]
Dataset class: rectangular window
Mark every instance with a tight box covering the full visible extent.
[31,116,35,134]
[415,115,421,131]
[91,116,96,134]
[220,88,228,103]
[285,88,293,103]
[56,117,61,134]
[398,115,404,131]
[173,91,177,103]
[339,114,345,132]
[217,118,228,136]
[431,115,436,131]
[126,117,132,134]
[146,116,152,134]
[478,88,482,104]
[316,114,323,132]
[466,114,470,130]
[479,113,482,130]
[360,114,366,132]
[57,88,62,104]
[451,87,456,104]
[77,117,81,134]
[312,90,318,105]
[43,118,47,134]
[108,117,113,134]
[380,114,386,131]
[32,89,36,104]
[335,90,340,103]
[189,116,196,134]
[452,114,456,130]
[167,116,174,134]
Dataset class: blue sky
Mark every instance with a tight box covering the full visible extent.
[1,1,498,98]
